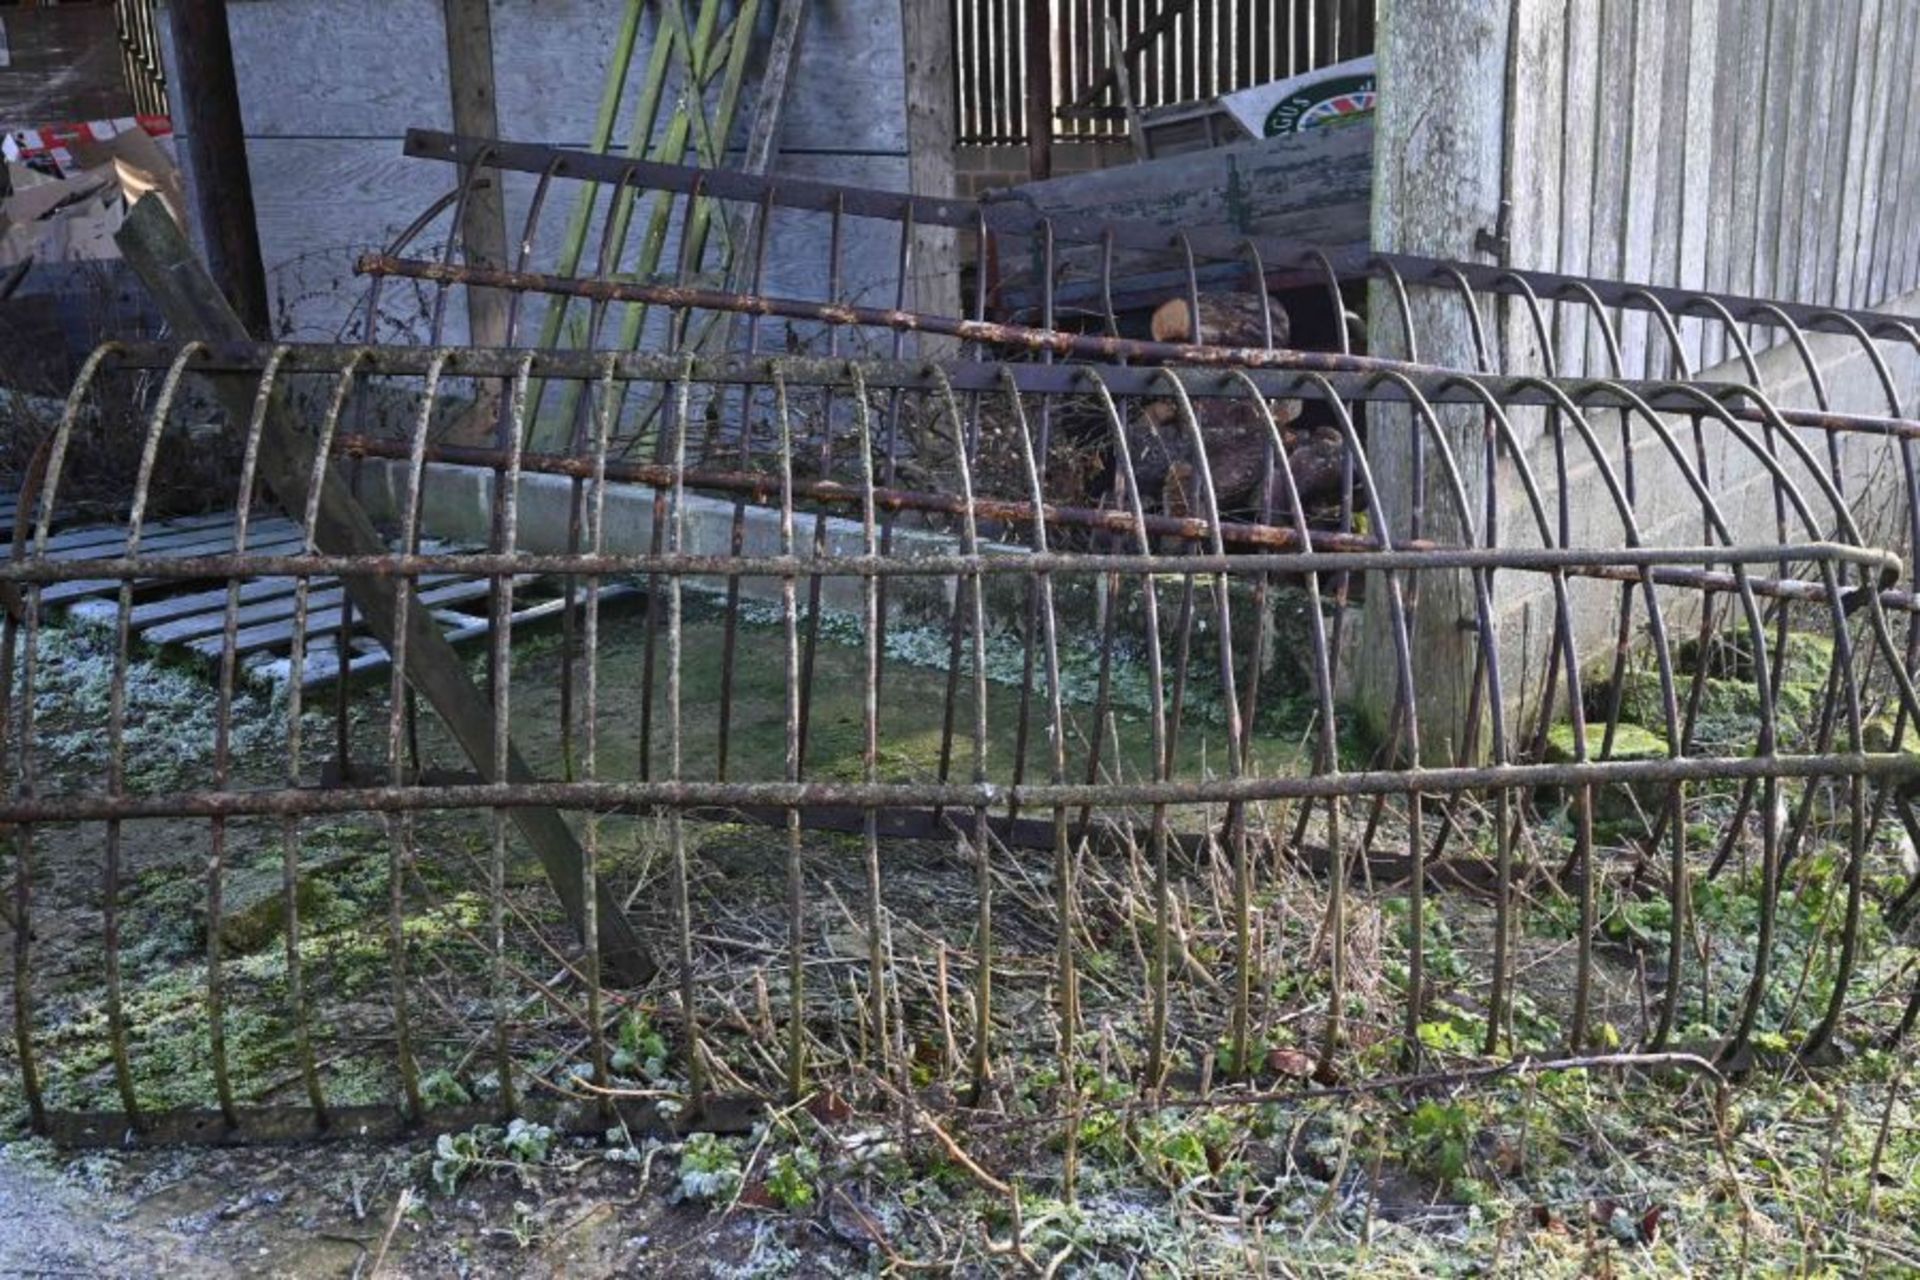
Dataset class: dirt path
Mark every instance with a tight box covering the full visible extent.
[0,1160,236,1278]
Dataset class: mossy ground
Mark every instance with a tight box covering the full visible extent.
[1,607,1917,1275]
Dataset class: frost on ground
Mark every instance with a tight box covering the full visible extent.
[26,618,295,790]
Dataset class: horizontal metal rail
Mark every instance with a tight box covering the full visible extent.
[402,128,1920,342]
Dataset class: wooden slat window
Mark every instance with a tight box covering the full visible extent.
[953,0,1373,145]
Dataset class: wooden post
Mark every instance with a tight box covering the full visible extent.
[442,0,510,441]
[901,0,961,330]
[115,196,657,986]
[164,0,270,338]
[1107,12,1148,162]
[1024,0,1053,180]
[1358,0,1510,761]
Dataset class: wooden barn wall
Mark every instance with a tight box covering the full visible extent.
[1504,0,1920,384]
[1364,0,1920,750]
[157,0,911,343]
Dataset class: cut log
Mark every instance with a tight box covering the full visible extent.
[1150,291,1292,349]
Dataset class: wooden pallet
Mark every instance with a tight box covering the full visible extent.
[44,509,630,689]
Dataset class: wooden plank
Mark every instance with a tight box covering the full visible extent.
[1886,0,1920,301]
[1697,0,1736,367]
[104,576,324,629]
[1814,0,1862,309]
[1848,0,1895,307]
[1506,0,1562,376]
[1618,0,1664,378]
[1647,0,1692,375]
[900,0,961,325]
[1867,0,1917,305]
[167,0,272,337]
[1555,0,1600,375]
[1724,0,1765,348]
[290,583,642,688]
[1746,0,1788,336]
[115,195,655,987]
[1767,0,1810,323]
[1795,5,1840,310]
[1584,0,1632,377]
[39,534,314,606]
[38,518,301,564]
[1024,0,1052,177]
[441,0,510,412]
[191,575,527,659]
[1676,0,1716,371]
[1834,0,1880,308]
[23,511,238,557]
[991,122,1375,298]
[140,573,465,647]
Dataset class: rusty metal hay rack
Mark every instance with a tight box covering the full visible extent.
[6,135,1920,1148]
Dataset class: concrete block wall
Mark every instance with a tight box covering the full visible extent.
[1485,286,1920,736]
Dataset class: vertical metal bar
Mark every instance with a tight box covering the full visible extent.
[579,354,621,1121]
[797,197,848,773]
[383,352,452,1123]
[716,188,779,781]
[207,347,286,1129]
[282,353,370,1126]
[666,357,705,1107]
[849,368,889,1085]
[1004,369,1078,1192]
[1158,372,1252,1074]
[927,369,995,1102]
[774,365,809,1094]
[104,343,208,1125]
[9,345,125,1132]
[1086,370,1172,1088]
[489,354,537,1118]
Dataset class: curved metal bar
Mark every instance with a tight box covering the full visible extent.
[104,342,210,1126]
[927,366,995,1102]
[381,347,453,1122]
[1080,368,1173,1088]
[428,144,501,346]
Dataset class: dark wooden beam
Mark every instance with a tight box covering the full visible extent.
[1023,0,1053,179]
[114,195,657,986]
[163,0,270,338]
[441,2,510,349]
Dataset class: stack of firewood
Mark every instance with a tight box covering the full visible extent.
[1122,293,1350,522]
